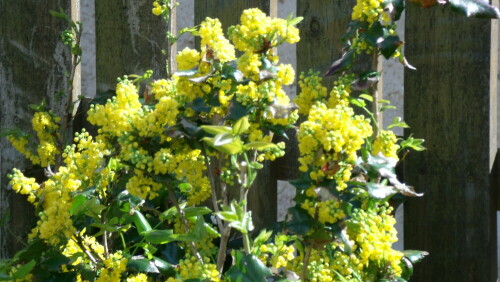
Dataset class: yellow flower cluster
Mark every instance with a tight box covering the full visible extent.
[372,130,400,159]
[352,0,390,25]
[327,74,355,108]
[95,251,128,282]
[9,169,39,204]
[126,170,163,200]
[62,229,105,265]
[167,256,220,282]
[237,52,261,81]
[228,8,299,52]
[301,198,345,224]
[295,71,328,115]
[298,102,372,189]
[176,48,201,71]
[126,273,150,282]
[348,205,403,277]
[199,17,235,63]
[259,235,295,269]
[151,78,176,100]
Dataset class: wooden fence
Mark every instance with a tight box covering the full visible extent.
[0,0,498,281]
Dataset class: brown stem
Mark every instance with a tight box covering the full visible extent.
[301,246,312,282]
[74,235,99,266]
[216,227,231,274]
[371,48,381,137]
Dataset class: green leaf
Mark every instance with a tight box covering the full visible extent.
[42,254,70,272]
[133,210,152,234]
[403,250,429,264]
[286,207,313,235]
[143,229,175,244]
[213,132,235,146]
[70,194,87,215]
[252,229,273,254]
[153,256,175,276]
[287,16,304,26]
[380,104,397,111]
[380,35,403,59]
[211,133,244,155]
[400,256,414,280]
[49,9,68,21]
[289,173,312,190]
[449,0,500,18]
[363,21,387,48]
[226,251,272,282]
[200,125,232,135]
[184,206,212,218]
[178,182,192,192]
[350,98,366,108]
[385,0,405,21]
[222,62,244,82]
[12,260,35,280]
[245,142,277,151]
[388,117,410,129]
[227,99,253,121]
[127,257,159,273]
[232,116,250,135]
[400,136,426,151]
[359,94,373,102]
[189,97,211,114]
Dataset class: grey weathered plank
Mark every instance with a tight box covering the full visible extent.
[0,0,71,258]
[404,4,498,281]
[95,0,168,93]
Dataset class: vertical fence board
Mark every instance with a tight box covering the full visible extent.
[0,0,71,258]
[194,0,277,230]
[296,0,355,86]
[95,0,167,94]
[404,5,498,281]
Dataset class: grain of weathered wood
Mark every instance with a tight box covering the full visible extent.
[0,0,71,258]
[194,0,277,230]
[95,0,168,93]
[404,5,498,281]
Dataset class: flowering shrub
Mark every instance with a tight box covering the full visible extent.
[3,0,498,281]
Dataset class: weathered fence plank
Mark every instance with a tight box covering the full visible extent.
[404,4,498,281]
[0,0,71,258]
[194,0,277,230]
[95,0,168,94]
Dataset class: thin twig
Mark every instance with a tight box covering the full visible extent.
[371,48,380,137]
[301,246,312,281]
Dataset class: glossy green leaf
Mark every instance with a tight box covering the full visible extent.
[289,173,312,190]
[12,260,35,280]
[388,117,410,129]
[178,182,192,192]
[70,194,87,215]
[286,207,313,235]
[324,51,354,76]
[449,0,500,18]
[400,256,414,280]
[380,35,403,59]
[143,229,175,244]
[173,67,198,77]
[127,257,159,273]
[132,210,152,234]
[184,206,212,218]
[153,257,175,276]
[226,250,272,282]
[227,99,253,121]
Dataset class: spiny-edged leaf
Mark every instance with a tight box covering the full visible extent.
[189,97,211,114]
[385,0,405,21]
[200,125,232,135]
[363,21,387,47]
[290,173,312,190]
[245,142,277,151]
[380,35,403,59]
[232,116,250,135]
[173,67,198,77]
[227,99,253,120]
[377,167,424,197]
[324,50,354,76]
[12,260,35,279]
[342,20,369,43]
[153,256,175,276]
[143,229,175,244]
[222,61,244,82]
[449,0,500,18]
[226,251,272,282]
[367,182,397,199]
[179,118,202,138]
[403,250,429,263]
[286,207,313,235]
[331,223,353,254]
[132,210,152,234]
[127,257,159,273]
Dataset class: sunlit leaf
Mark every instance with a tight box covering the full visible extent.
[449,0,500,18]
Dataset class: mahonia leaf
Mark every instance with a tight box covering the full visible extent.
[324,51,354,76]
